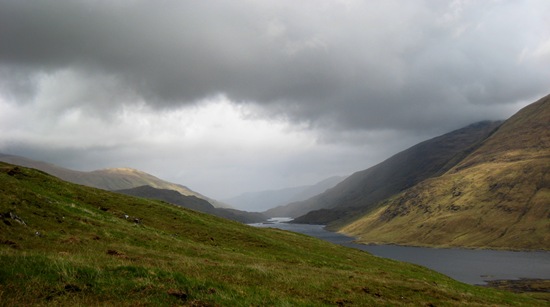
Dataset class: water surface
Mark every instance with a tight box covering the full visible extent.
[251,219,550,285]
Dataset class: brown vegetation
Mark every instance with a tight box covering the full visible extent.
[339,94,550,250]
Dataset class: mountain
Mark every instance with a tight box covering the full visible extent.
[116,185,266,223]
[1,162,536,305]
[339,94,550,250]
[285,120,502,223]
[224,176,345,212]
[0,153,228,208]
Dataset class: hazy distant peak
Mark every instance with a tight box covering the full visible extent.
[99,167,141,172]
[225,175,346,212]
[93,168,151,175]
[0,153,229,208]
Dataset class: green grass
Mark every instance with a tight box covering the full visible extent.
[0,163,545,306]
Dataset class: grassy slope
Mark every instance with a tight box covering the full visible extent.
[339,94,550,250]
[0,163,541,306]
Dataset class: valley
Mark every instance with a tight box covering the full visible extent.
[2,162,544,305]
[1,2,549,305]
[3,94,547,252]
[1,93,548,305]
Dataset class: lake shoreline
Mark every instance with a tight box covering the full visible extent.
[268,220,548,252]
[345,239,550,253]
[251,219,550,286]
[481,278,550,296]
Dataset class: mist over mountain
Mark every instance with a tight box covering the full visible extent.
[223,176,345,212]
[1,1,548,199]
[281,120,502,223]
[339,94,550,250]
[0,1,549,304]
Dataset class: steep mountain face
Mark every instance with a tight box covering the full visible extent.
[286,120,502,223]
[224,176,345,212]
[116,185,266,223]
[0,154,228,208]
[339,94,550,250]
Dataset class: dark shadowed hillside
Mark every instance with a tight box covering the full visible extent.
[340,94,550,250]
[285,121,502,224]
[116,185,266,223]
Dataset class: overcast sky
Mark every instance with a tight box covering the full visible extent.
[0,0,549,200]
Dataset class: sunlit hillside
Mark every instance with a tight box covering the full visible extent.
[340,94,550,250]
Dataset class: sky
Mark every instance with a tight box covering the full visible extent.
[0,0,549,200]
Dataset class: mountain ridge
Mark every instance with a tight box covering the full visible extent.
[286,120,503,224]
[338,94,550,250]
[0,153,229,208]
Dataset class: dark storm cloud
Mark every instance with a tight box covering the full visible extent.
[1,0,549,133]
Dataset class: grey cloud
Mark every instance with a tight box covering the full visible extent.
[0,64,39,103]
[1,0,549,134]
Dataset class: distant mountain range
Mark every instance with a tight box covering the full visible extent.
[275,94,549,250]
[0,153,228,209]
[3,93,548,250]
[223,176,345,212]
[0,153,267,223]
[284,120,502,223]
[339,94,550,250]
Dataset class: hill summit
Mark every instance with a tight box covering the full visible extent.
[0,153,227,208]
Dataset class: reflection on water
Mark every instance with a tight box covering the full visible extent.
[250,218,550,285]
